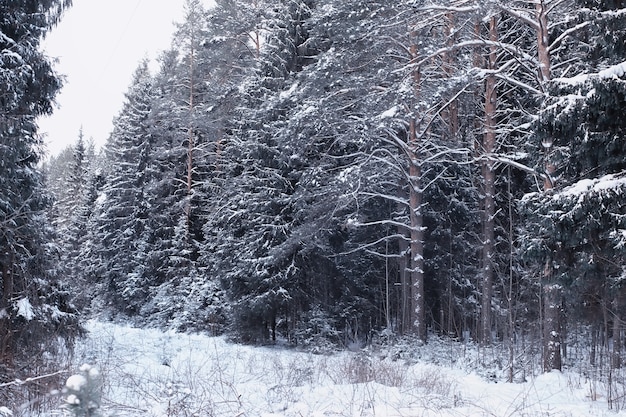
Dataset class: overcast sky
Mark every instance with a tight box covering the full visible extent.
[39,0,191,157]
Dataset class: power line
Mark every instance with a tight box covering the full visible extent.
[99,0,143,77]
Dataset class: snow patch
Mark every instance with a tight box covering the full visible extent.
[65,394,80,405]
[15,298,34,321]
[95,192,107,209]
[599,61,626,79]
[66,320,626,417]
[50,306,68,320]
[346,217,359,228]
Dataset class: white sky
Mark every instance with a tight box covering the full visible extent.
[39,0,194,157]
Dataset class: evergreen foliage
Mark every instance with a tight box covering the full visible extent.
[521,0,626,369]
[0,0,81,407]
[41,0,626,372]
[94,60,157,316]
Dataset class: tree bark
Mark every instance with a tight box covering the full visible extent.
[536,0,551,85]
[409,116,425,341]
[481,15,498,346]
[409,38,426,342]
[536,0,562,372]
[543,278,562,372]
[591,324,597,366]
[397,229,412,334]
[443,11,459,143]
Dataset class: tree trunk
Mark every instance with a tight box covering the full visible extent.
[409,38,426,342]
[535,0,562,372]
[536,0,551,85]
[397,229,412,334]
[481,15,498,346]
[185,10,197,235]
[442,12,458,337]
[443,11,459,143]
[591,324,598,366]
[543,279,562,372]
[537,0,555,190]
[612,297,622,369]
[507,168,516,382]
[1,252,14,365]
[408,115,425,341]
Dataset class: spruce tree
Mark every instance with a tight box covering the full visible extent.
[0,0,81,406]
[523,0,626,370]
[94,60,157,317]
[210,0,321,342]
[138,0,249,331]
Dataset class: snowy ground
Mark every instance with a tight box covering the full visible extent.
[61,321,626,417]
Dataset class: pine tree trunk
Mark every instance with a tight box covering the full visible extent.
[536,0,551,85]
[408,38,426,342]
[409,118,425,341]
[507,168,516,382]
[536,0,562,372]
[384,241,392,330]
[442,12,458,335]
[591,325,598,366]
[397,229,412,334]
[481,15,498,346]
[443,11,459,143]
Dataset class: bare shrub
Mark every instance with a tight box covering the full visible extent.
[410,366,457,398]
[324,353,407,387]
[338,353,375,384]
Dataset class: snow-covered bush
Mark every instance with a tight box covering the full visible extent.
[63,365,102,417]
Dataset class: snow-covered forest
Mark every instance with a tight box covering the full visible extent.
[2,0,626,414]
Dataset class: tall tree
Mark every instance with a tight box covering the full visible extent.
[0,0,81,403]
[209,0,327,342]
[137,0,254,331]
[94,60,156,316]
[525,0,626,371]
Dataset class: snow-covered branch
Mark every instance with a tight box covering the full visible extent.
[548,21,590,52]
[402,40,537,74]
[0,370,67,388]
[497,5,539,30]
